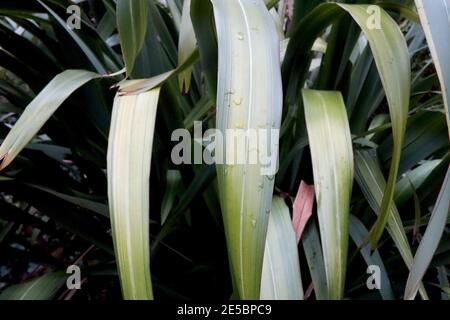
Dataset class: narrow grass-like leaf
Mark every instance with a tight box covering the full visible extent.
[107,89,161,300]
[191,0,218,96]
[0,272,66,300]
[395,160,441,207]
[260,196,303,300]
[156,164,216,243]
[302,89,354,299]
[355,150,429,299]
[177,0,196,93]
[0,70,99,171]
[184,95,215,129]
[302,220,328,300]
[97,10,116,40]
[212,0,282,299]
[405,167,450,300]
[349,215,394,300]
[37,0,107,74]
[437,266,450,300]
[117,0,148,75]
[338,4,410,249]
[160,170,182,225]
[166,0,182,30]
[25,184,109,218]
[415,0,450,137]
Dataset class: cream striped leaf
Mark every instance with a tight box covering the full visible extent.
[107,89,160,300]
[212,0,283,299]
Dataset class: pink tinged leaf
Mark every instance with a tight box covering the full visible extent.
[292,181,315,244]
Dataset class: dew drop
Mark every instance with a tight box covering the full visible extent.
[237,32,244,40]
[251,219,257,228]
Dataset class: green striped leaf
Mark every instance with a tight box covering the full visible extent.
[338,4,410,249]
[354,149,429,299]
[107,89,161,300]
[191,0,218,96]
[26,184,109,218]
[302,221,328,300]
[117,0,148,76]
[160,170,183,225]
[395,160,441,207]
[302,89,354,299]
[0,70,99,171]
[405,167,450,300]
[0,272,66,300]
[260,196,303,300]
[37,0,108,74]
[212,0,282,299]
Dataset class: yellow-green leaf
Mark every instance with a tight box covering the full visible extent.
[338,4,410,248]
[302,89,354,299]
